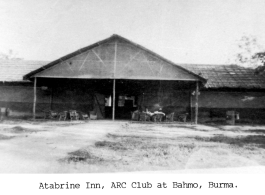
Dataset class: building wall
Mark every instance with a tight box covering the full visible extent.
[139,90,190,113]
[2,83,265,123]
[192,91,265,123]
[0,85,188,119]
[0,85,50,117]
[50,85,94,114]
[0,84,95,118]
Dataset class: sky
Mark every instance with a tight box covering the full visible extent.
[1,0,265,65]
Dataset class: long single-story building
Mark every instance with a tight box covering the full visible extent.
[182,64,265,123]
[1,34,265,123]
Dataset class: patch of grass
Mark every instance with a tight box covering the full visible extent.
[4,126,36,134]
[60,133,199,171]
[245,129,265,134]
[97,135,199,169]
[12,126,25,132]
[107,133,159,140]
[167,125,203,131]
[178,143,196,150]
[61,149,103,163]
[0,134,14,140]
[95,141,127,151]
[194,134,265,149]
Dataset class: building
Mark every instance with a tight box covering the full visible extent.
[0,60,48,118]
[1,35,265,123]
[182,64,265,123]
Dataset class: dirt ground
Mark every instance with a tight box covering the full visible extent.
[1,119,265,173]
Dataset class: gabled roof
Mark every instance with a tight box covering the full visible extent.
[23,34,205,82]
[179,64,265,89]
[0,60,47,82]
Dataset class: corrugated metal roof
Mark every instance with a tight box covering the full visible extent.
[0,60,48,82]
[179,64,265,89]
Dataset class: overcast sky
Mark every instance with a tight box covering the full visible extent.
[1,0,265,64]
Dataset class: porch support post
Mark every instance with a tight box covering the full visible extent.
[112,40,117,121]
[112,79,116,120]
[33,77,37,120]
[190,91,193,123]
[50,86,53,110]
[195,81,199,125]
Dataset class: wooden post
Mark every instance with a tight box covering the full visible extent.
[112,41,117,121]
[195,81,199,125]
[112,79,116,120]
[33,77,37,120]
[190,91,193,123]
[142,93,145,108]
[50,87,53,110]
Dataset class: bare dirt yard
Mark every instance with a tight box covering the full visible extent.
[1,120,265,173]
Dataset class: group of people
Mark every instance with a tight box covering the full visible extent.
[131,107,166,122]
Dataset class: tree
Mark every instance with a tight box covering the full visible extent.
[253,52,265,67]
[0,49,22,60]
[253,52,265,75]
[231,35,264,68]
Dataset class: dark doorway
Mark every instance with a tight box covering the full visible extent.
[115,94,137,119]
[104,94,138,119]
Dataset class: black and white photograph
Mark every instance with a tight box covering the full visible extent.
[1,0,265,193]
